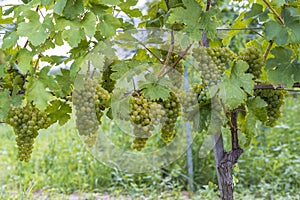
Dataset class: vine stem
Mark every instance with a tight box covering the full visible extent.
[263,40,274,60]
[262,0,285,25]
[159,44,192,77]
[158,29,175,77]
[139,43,164,64]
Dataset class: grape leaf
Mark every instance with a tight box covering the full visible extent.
[264,21,288,45]
[282,8,300,44]
[37,67,63,97]
[45,99,72,126]
[266,47,300,87]
[26,78,53,111]
[53,0,67,14]
[16,49,33,73]
[167,0,203,40]
[0,7,13,24]
[2,31,19,50]
[41,0,53,6]
[110,60,148,80]
[0,90,11,120]
[17,10,51,46]
[241,97,267,146]
[81,12,97,37]
[119,0,142,18]
[41,55,68,65]
[244,3,263,19]
[138,74,171,100]
[63,0,84,20]
[218,61,254,110]
[90,0,120,5]
[62,28,85,48]
[55,69,74,96]
[98,14,121,38]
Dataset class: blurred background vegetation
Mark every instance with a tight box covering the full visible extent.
[0,94,299,200]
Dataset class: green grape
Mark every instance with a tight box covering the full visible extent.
[193,83,210,106]
[1,66,25,91]
[73,78,99,137]
[159,92,181,143]
[254,88,287,127]
[238,46,264,80]
[192,46,235,87]
[5,103,51,162]
[94,83,111,123]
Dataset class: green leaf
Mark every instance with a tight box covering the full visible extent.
[264,21,288,45]
[17,10,51,46]
[222,12,251,45]
[81,12,97,37]
[0,7,13,24]
[41,0,53,6]
[110,60,148,80]
[90,54,105,70]
[218,61,255,110]
[138,74,171,100]
[55,69,74,96]
[26,78,53,110]
[282,8,300,44]
[63,0,84,20]
[41,55,68,65]
[90,0,120,5]
[45,99,72,126]
[119,0,142,17]
[98,14,121,38]
[244,3,263,19]
[16,49,33,73]
[242,97,268,146]
[167,0,203,40]
[62,28,85,48]
[53,0,67,15]
[2,31,19,50]
[266,47,300,87]
[0,90,11,120]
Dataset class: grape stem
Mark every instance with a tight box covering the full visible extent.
[159,43,192,77]
[158,29,175,76]
[263,40,274,60]
[139,42,164,64]
[262,0,285,25]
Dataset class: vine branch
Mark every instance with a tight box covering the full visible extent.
[139,43,164,64]
[262,0,284,25]
[263,40,274,60]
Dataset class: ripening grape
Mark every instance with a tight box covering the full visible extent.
[159,92,181,142]
[73,78,110,146]
[254,88,287,127]
[238,46,264,80]
[5,103,51,162]
[193,83,210,106]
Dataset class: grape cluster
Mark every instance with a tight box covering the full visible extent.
[73,78,110,146]
[238,46,264,80]
[1,67,25,91]
[168,61,184,88]
[192,46,235,87]
[6,103,51,162]
[193,83,210,106]
[159,92,181,142]
[254,88,287,127]
[73,78,99,137]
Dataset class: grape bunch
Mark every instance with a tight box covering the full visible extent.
[73,78,99,137]
[0,66,25,91]
[193,83,210,106]
[159,92,181,143]
[5,103,51,162]
[168,61,184,88]
[254,88,287,127]
[129,93,153,150]
[238,46,264,80]
[192,46,235,87]
[73,78,110,146]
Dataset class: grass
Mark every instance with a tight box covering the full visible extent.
[0,96,300,199]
